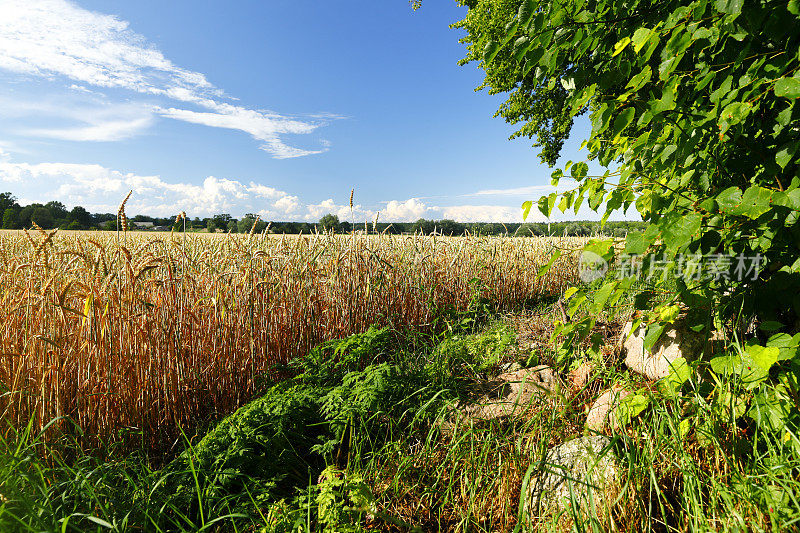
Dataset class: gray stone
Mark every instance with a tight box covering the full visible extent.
[500,361,523,373]
[620,320,708,380]
[524,435,620,520]
[441,366,562,429]
[585,387,631,432]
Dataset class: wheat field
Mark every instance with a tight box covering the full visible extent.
[0,229,584,452]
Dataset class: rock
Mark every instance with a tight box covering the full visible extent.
[441,366,562,430]
[585,387,631,432]
[569,362,595,392]
[496,365,562,404]
[620,320,707,380]
[524,435,620,522]
[500,361,523,373]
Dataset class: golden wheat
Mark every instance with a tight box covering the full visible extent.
[0,230,585,453]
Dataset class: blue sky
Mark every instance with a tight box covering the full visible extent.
[0,0,611,222]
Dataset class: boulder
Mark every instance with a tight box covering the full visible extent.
[620,320,707,380]
[585,387,631,432]
[569,361,595,393]
[524,435,620,522]
[442,366,562,429]
[500,361,523,373]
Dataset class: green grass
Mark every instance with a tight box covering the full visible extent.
[2,308,800,532]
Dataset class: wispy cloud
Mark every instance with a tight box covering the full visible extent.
[0,0,332,157]
[0,94,156,142]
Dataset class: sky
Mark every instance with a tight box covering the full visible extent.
[0,0,623,223]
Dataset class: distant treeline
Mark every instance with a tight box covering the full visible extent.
[0,192,644,236]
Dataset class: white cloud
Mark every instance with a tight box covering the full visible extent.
[26,116,154,142]
[0,94,157,142]
[0,153,305,216]
[438,204,525,223]
[383,198,428,221]
[470,181,579,197]
[274,195,300,214]
[0,0,333,157]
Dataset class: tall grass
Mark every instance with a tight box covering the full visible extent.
[0,230,584,454]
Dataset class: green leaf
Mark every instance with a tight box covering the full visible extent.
[760,321,784,333]
[538,193,556,217]
[749,345,779,377]
[612,37,631,57]
[631,27,652,53]
[521,201,533,221]
[716,186,742,213]
[483,41,501,63]
[661,212,702,251]
[660,356,690,395]
[659,304,681,323]
[625,231,653,255]
[776,142,798,169]
[615,394,649,427]
[720,101,751,125]
[613,108,635,136]
[644,323,667,351]
[571,162,589,179]
[517,0,536,25]
[715,0,744,15]
[731,186,773,218]
[766,332,800,360]
[775,77,800,99]
[513,36,532,61]
[537,249,562,278]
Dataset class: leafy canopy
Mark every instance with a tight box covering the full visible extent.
[457,0,800,330]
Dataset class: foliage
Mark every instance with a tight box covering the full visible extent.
[428,322,517,379]
[458,0,800,444]
[319,213,341,232]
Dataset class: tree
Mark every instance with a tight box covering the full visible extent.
[438,219,465,236]
[212,214,233,228]
[319,213,340,232]
[227,220,238,233]
[68,206,93,229]
[412,219,435,235]
[459,0,800,325]
[2,208,17,229]
[237,214,267,234]
[45,201,68,224]
[0,192,18,215]
[206,219,216,233]
[31,207,54,229]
